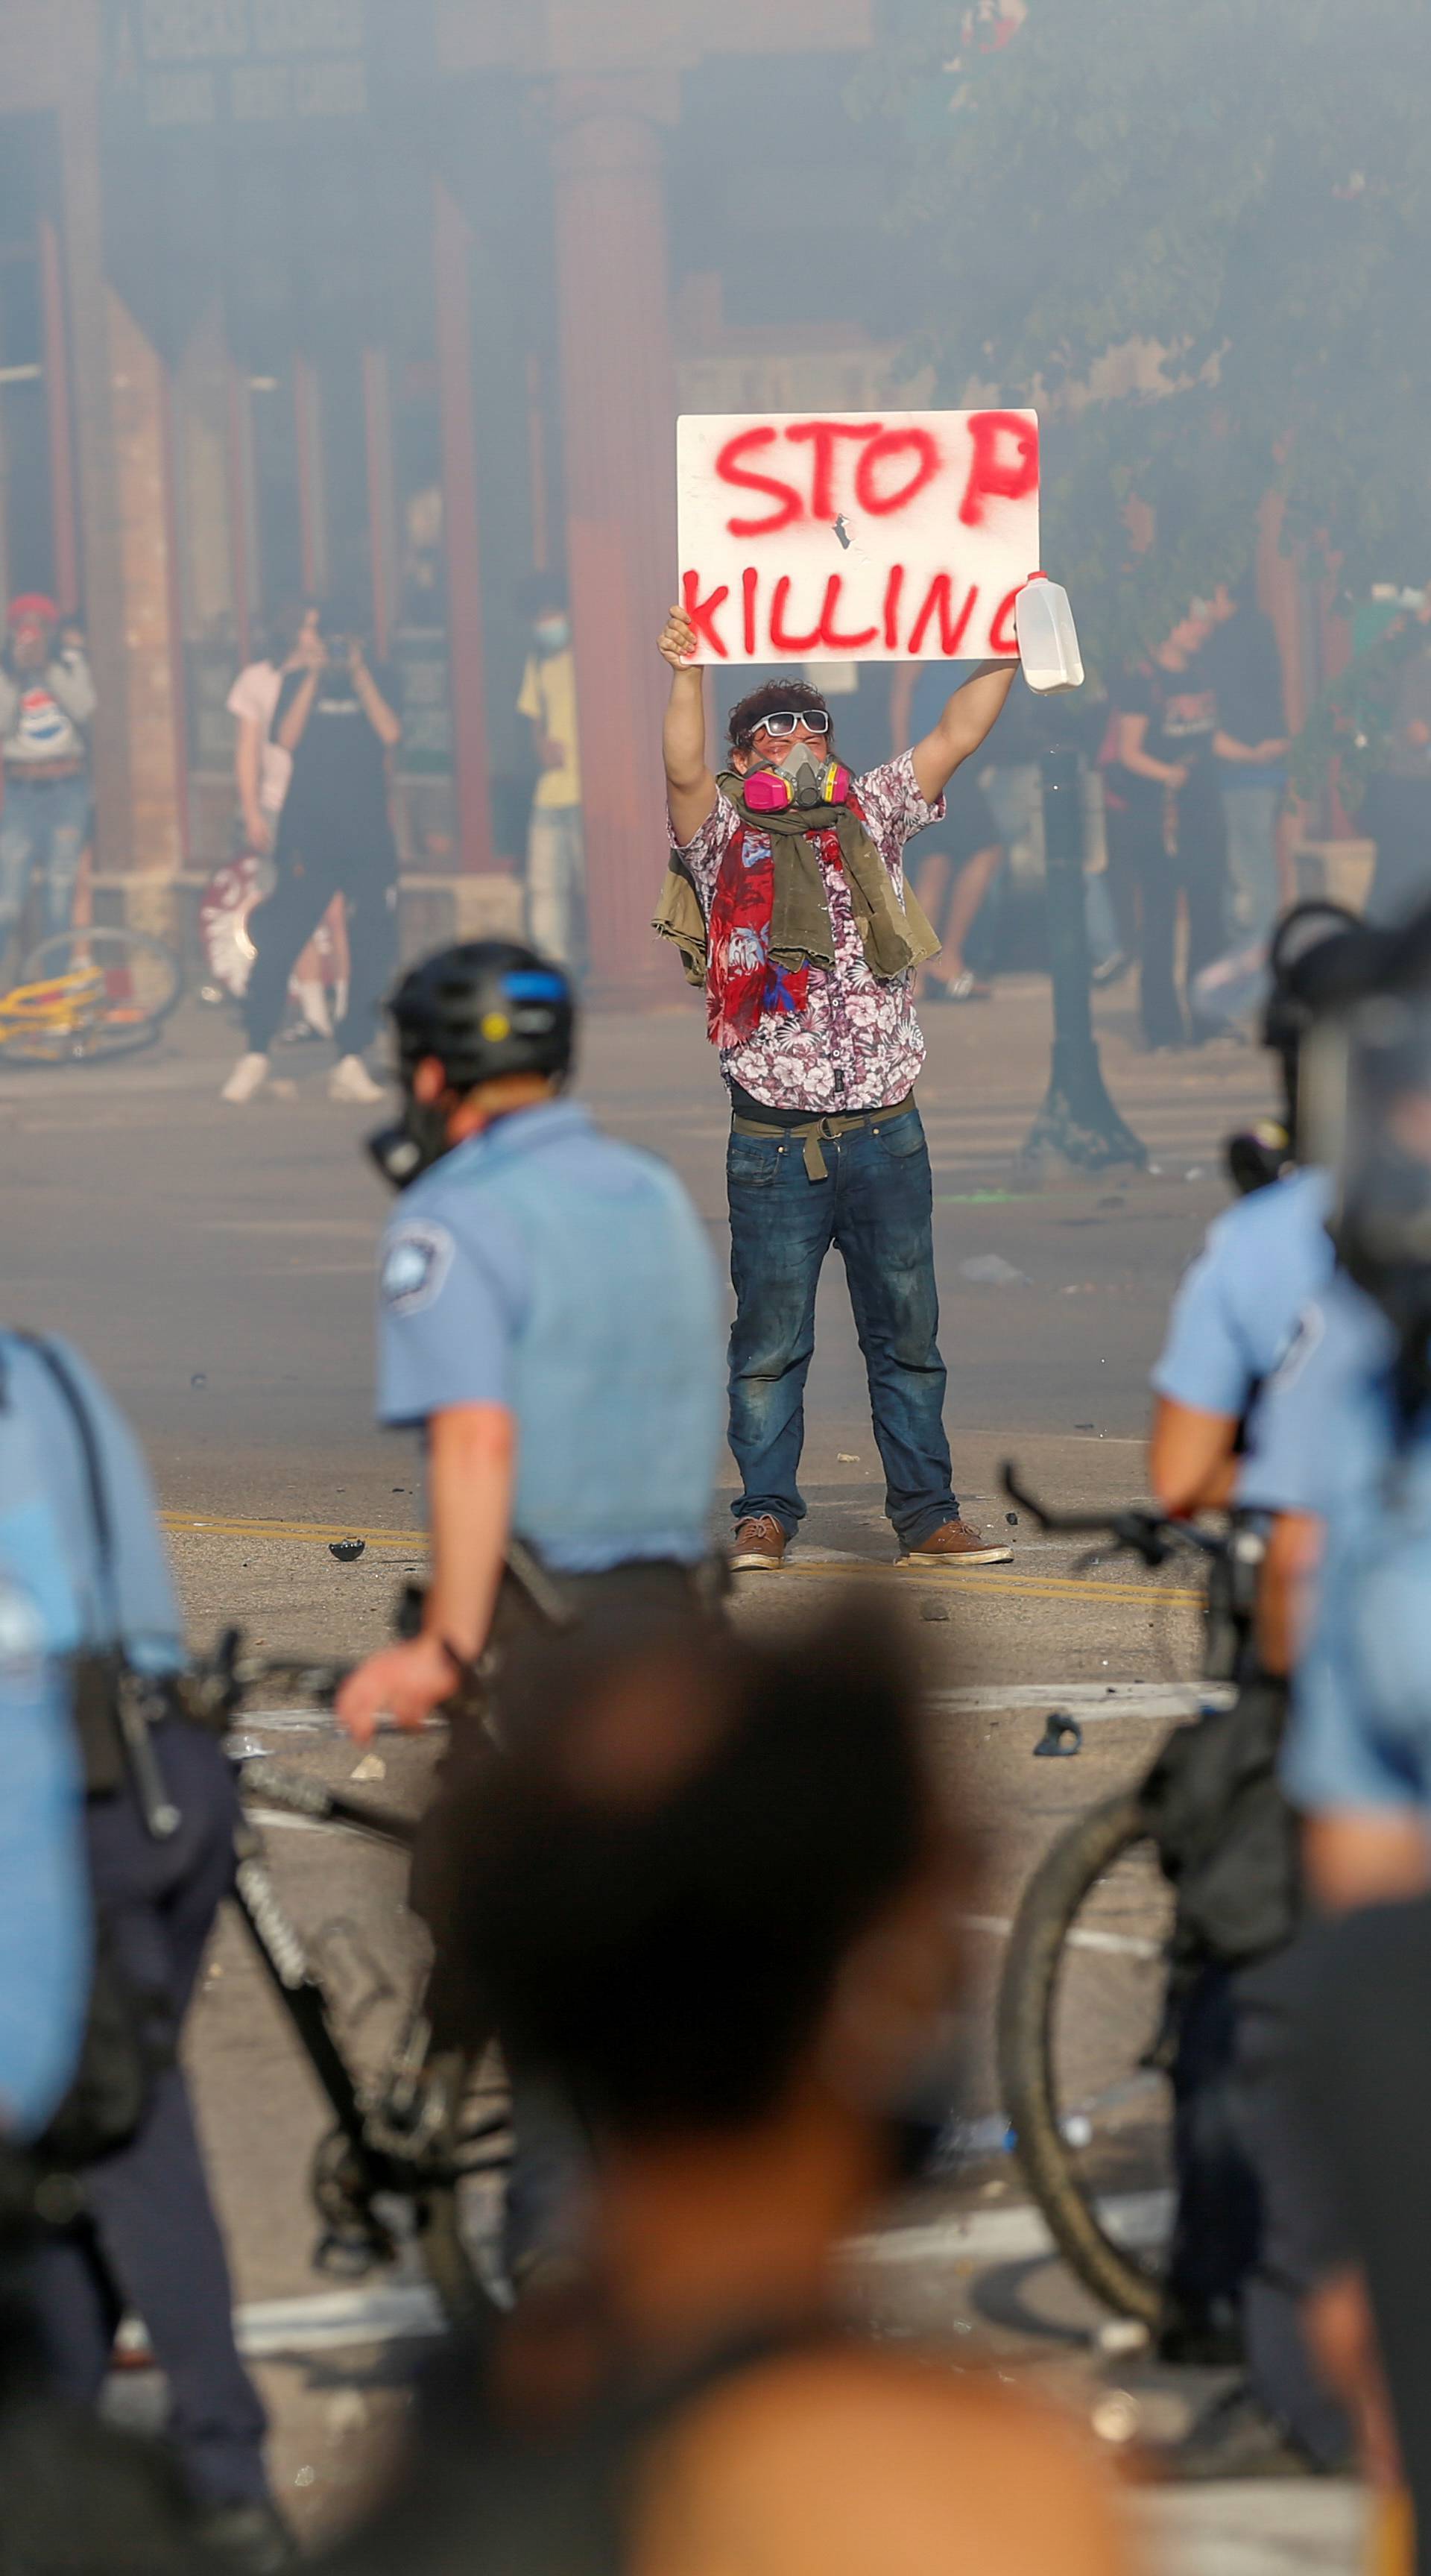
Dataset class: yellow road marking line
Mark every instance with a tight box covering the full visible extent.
[162,1513,423,1553]
[160,1512,1202,1608]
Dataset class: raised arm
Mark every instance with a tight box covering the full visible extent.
[49,645,95,727]
[277,660,323,756]
[351,643,402,751]
[659,606,718,847]
[911,660,1018,804]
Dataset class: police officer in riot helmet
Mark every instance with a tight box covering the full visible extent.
[1227,900,1431,2501]
[1138,901,1392,2474]
[339,939,724,1742]
[1312,911,1431,1421]
[336,940,724,2276]
[1150,900,1377,1524]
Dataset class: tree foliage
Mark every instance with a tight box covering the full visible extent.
[859,0,1431,676]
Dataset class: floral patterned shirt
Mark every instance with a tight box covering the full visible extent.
[667,751,945,1114]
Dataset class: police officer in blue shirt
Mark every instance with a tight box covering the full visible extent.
[1245,906,1431,1898]
[1225,911,1431,2496]
[0,1580,87,2144]
[333,942,724,2277]
[0,1331,282,2567]
[1139,907,1390,2471]
[337,940,724,1744]
[1149,903,1372,1522]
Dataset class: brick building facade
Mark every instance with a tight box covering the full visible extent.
[0,0,928,983]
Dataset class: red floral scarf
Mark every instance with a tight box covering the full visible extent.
[704,813,827,1048]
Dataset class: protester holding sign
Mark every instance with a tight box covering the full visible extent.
[655,603,1017,1572]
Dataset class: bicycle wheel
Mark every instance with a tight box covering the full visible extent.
[10,926,182,1061]
[998,1792,1177,2326]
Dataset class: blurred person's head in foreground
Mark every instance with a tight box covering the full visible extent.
[399,1610,1130,2576]
[437,1601,968,2311]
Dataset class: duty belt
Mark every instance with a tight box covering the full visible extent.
[731,1092,914,1183]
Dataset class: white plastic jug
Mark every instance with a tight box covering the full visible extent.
[1014,573,1084,693]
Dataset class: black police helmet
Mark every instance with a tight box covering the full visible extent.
[1261,900,1365,1060]
[387,941,575,1094]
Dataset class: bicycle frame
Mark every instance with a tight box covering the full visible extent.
[0,967,104,1041]
[229,1755,508,2200]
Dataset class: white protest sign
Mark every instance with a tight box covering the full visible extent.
[676,408,1040,667]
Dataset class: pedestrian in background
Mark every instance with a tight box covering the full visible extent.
[227,599,347,1041]
[517,582,585,977]
[1362,590,1431,925]
[1111,608,1228,1049]
[0,594,95,966]
[890,662,1005,1001]
[221,604,402,1108]
[1202,578,1291,944]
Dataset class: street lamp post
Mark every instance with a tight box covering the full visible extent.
[1021,732,1146,1172]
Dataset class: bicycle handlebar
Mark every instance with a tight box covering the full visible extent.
[180,1633,353,1733]
[1000,1461,1233,1568]
[239,1757,416,1851]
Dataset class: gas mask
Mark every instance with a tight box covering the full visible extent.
[742,750,852,815]
[1224,1117,1292,1198]
[367,1094,452,1192]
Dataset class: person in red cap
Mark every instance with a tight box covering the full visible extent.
[0,594,95,965]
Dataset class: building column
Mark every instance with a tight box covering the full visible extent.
[552,75,678,997]
[59,82,186,886]
[434,178,495,874]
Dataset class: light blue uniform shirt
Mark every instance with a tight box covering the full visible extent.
[1152,1168,1336,1496]
[0,1582,88,2137]
[0,1332,185,1673]
[377,1101,724,1571]
[1242,1275,1431,1816]
[0,1333,180,2135]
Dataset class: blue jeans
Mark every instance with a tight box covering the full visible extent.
[726,1102,958,1547]
[1222,783,1282,942]
[0,774,90,953]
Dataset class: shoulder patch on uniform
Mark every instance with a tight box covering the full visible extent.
[382,1220,455,1316]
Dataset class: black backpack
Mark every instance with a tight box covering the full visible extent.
[1140,1673,1302,1969]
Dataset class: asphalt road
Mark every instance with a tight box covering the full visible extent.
[9,979,1362,2567]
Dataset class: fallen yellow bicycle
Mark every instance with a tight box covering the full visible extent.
[0,928,182,1064]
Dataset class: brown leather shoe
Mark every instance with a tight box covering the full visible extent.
[730,1515,788,1571]
[897,1517,1014,1568]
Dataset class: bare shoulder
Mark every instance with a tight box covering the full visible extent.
[634,2348,1132,2576]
